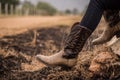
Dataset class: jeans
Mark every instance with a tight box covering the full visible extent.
[80,0,120,31]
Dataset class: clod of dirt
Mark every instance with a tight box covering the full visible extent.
[89,51,113,73]
[89,50,120,80]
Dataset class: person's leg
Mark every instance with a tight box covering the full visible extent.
[36,0,118,67]
[63,0,105,58]
[80,0,120,31]
[80,0,120,45]
[92,10,120,45]
[80,0,105,31]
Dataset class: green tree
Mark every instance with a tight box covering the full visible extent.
[0,0,19,14]
[21,1,35,15]
[36,1,57,15]
[0,0,19,4]
[22,1,34,9]
[65,9,72,14]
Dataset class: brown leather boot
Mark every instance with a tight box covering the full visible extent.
[92,22,120,45]
[36,22,92,67]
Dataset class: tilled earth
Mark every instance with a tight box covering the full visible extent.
[0,25,120,80]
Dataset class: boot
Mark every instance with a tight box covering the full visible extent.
[36,22,92,67]
[92,22,120,45]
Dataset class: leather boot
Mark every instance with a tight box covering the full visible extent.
[36,22,92,67]
[92,22,120,45]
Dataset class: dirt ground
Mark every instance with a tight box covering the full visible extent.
[0,16,120,80]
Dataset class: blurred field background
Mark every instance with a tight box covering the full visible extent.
[0,0,87,37]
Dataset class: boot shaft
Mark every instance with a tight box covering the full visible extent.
[63,23,92,59]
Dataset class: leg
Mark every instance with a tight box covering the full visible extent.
[92,10,120,45]
[80,0,105,31]
[36,0,109,67]
[63,0,105,58]
[80,0,120,31]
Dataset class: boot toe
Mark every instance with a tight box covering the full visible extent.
[36,54,77,68]
[36,55,52,67]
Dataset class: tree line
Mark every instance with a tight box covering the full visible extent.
[21,1,80,16]
[0,0,19,14]
[0,0,80,16]
[21,1,57,16]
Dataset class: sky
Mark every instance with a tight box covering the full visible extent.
[20,0,90,12]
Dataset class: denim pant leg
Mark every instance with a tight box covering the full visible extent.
[80,0,120,32]
[80,0,105,31]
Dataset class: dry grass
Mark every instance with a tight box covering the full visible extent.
[0,15,80,37]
